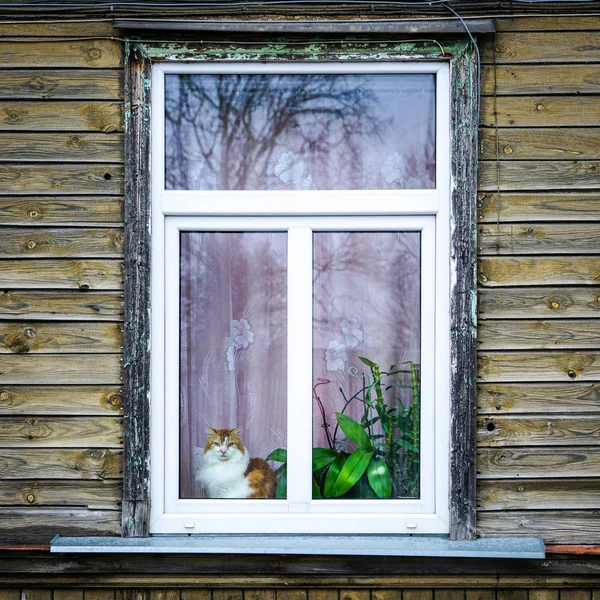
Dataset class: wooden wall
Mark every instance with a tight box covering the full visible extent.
[476,17,600,542]
[0,21,124,539]
[0,15,599,545]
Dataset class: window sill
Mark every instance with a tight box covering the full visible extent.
[51,534,545,559]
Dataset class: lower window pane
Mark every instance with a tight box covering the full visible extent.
[179,232,287,499]
[313,231,421,499]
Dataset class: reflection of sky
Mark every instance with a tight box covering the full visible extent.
[165,74,436,190]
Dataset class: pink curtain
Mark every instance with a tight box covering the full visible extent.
[179,232,287,498]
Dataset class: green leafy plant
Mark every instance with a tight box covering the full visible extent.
[266,357,420,499]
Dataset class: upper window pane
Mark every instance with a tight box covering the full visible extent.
[165,74,435,191]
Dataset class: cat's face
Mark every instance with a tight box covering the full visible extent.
[203,427,247,462]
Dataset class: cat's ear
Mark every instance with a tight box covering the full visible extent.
[206,426,217,436]
[231,427,242,437]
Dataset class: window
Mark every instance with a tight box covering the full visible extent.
[122,42,478,541]
[149,62,451,535]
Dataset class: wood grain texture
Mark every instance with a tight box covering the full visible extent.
[478,351,600,383]
[496,17,600,31]
[340,592,369,600]
[478,320,600,350]
[478,287,600,319]
[404,593,432,600]
[180,592,211,600]
[0,591,18,600]
[482,32,600,63]
[0,448,122,480]
[21,591,51,600]
[0,479,121,509]
[482,65,600,95]
[0,227,124,258]
[54,591,84,600]
[0,22,116,36]
[0,70,121,100]
[308,591,338,600]
[0,507,120,541]
[147,591,178,600]
[245,592,274,600]
[0,259,123,290]
[0,164,123,195]
[0,196,123,226]
[478,256,600,287]
[0,416,122,448]
[434,592,463,600]
[478,382,600,414]
[477,478,600,510]
[214,592,243,600]
[477,446,600,479]
[0,133,123,162]
[0,322,122,354]
[371,592,401,600]
[529,591,558,600]
[0,291,124,321]
[561,592,591,600]
[480,96,600,128]
[479,128,600,161]
[477,415,600,446]
[496,591,525,600]
[478,223,600,255]
[478,510,600,544]
[0,101,122,132]
[478,192,600,223]
[0,354,122,384]
[478,161,600,191]
[0,40,121,68]
[0,385,123,416]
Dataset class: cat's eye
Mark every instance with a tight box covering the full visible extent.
[213,442,219,446]
[227,442,235,447]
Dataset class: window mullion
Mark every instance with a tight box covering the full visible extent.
[286,226,314,508]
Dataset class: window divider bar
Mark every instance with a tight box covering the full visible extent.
[286,227,314,508]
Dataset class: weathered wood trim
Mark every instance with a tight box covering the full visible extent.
[122,43,151,537]
[122,40,478,541]
[449,42,479,540]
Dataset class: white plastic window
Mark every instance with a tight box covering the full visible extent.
[150,62,450,535]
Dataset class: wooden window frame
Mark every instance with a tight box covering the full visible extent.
[122,39,478,541]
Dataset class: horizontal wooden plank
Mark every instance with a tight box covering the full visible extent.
[0,40,121,68]
[478,351,600,383]
[0,385,123,415]
[0,507,120,541]
[482,32,600,63]
[478,415,600,447]
[478,192,600,223]
[479,128,600,161]
[480,96,600,128]
[478,319,600,350]
[478,510,600,544]
[477,446,600,479]
[478,287,600,320]
[0,70,121,100]
[496,17,600,32]
[483,65,600,96]
[478,382,600,414]
[0,354,122,384]
[0,196,123,225]
[477,478,600,511]
[0,227,124,258]
[0,259,123,290]
[0,101,122,132]
[0,416,122,448]
[0,322,122,354]
[0,480,121,509]
[479,161,600,191]
[0,448,122,480]
[0,291,123,321]
[479,223,600,255]
[0,164,123,195]
[478,256,600,287]
[0,133,123,162]
[0,22,117,36]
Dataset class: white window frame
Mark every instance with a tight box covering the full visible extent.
[150,61,451,535]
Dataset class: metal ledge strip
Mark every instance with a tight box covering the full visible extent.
[113,19,495,34]
[51,535,545,558]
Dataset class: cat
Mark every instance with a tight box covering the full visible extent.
[196,427,277,499]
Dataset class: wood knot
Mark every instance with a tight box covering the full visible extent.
[108,394,123,409]
[28,418,37,426]
[24,327,37,338]
[27,240,36,249]
[28,209,39,219]
[550,301,560,309]
[568,369,577,379]
[0,390,10,401]
[536,103,546,112]
[27,77,46,91]
[87,47,103,60]
[503,145,513,155]
[6,110,20,121]
[26,493,36,504]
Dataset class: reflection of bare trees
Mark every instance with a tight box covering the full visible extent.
[165,74,427,190]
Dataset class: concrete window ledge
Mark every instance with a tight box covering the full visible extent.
[51,534,545,559]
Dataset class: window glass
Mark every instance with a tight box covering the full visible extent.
[179,231,288,498]
[312,231,421,500]
[165,74,435,191]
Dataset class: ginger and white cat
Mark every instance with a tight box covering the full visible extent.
[196,427,277,499]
